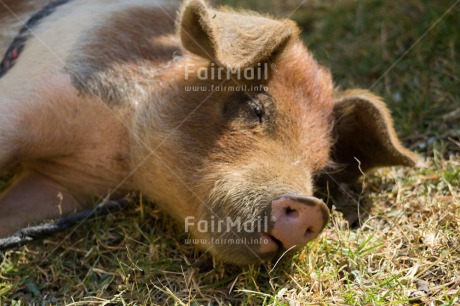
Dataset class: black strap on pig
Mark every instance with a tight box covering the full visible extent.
[0,197,132,252]
[0,0,72,78]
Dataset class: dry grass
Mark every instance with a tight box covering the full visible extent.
[1,0,459,305]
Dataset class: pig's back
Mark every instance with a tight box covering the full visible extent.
[0,0,179,106]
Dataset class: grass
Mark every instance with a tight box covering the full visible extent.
[1,0,459,304]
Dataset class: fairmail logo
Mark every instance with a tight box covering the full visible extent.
[184,236,270,246]
[184,62,273,81]
[184,84,268,92]
[184,215,273,234]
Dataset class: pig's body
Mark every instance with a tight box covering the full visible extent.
[0,0,178,232]
[0,0,418,264]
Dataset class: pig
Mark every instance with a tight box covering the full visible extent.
[0,0,418,265]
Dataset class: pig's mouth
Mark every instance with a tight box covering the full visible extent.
[259,232,284,255]
[259,232,308,258]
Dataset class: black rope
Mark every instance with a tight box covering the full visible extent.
[0,0,72,78]
[0,197,132,252]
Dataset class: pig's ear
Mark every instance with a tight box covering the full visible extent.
[178,0,298,68]
[330,89,420,182]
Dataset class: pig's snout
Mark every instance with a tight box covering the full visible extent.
[260,194,330,254]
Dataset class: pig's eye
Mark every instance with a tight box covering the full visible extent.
[223,92,270,127]
[250,102,265,124]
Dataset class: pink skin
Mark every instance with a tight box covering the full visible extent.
[259,194,330,254]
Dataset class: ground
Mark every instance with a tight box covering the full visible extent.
[0,0,459,305]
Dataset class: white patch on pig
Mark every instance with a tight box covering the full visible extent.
[0,0,172,104]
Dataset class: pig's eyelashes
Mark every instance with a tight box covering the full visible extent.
[223,96,262,124]
[222,92,269,126]
[251,103,265,124]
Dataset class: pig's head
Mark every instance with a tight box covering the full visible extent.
[131,0,419,265]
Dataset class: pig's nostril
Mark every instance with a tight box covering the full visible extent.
[305,227,314,236]
[285,207,298,217]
